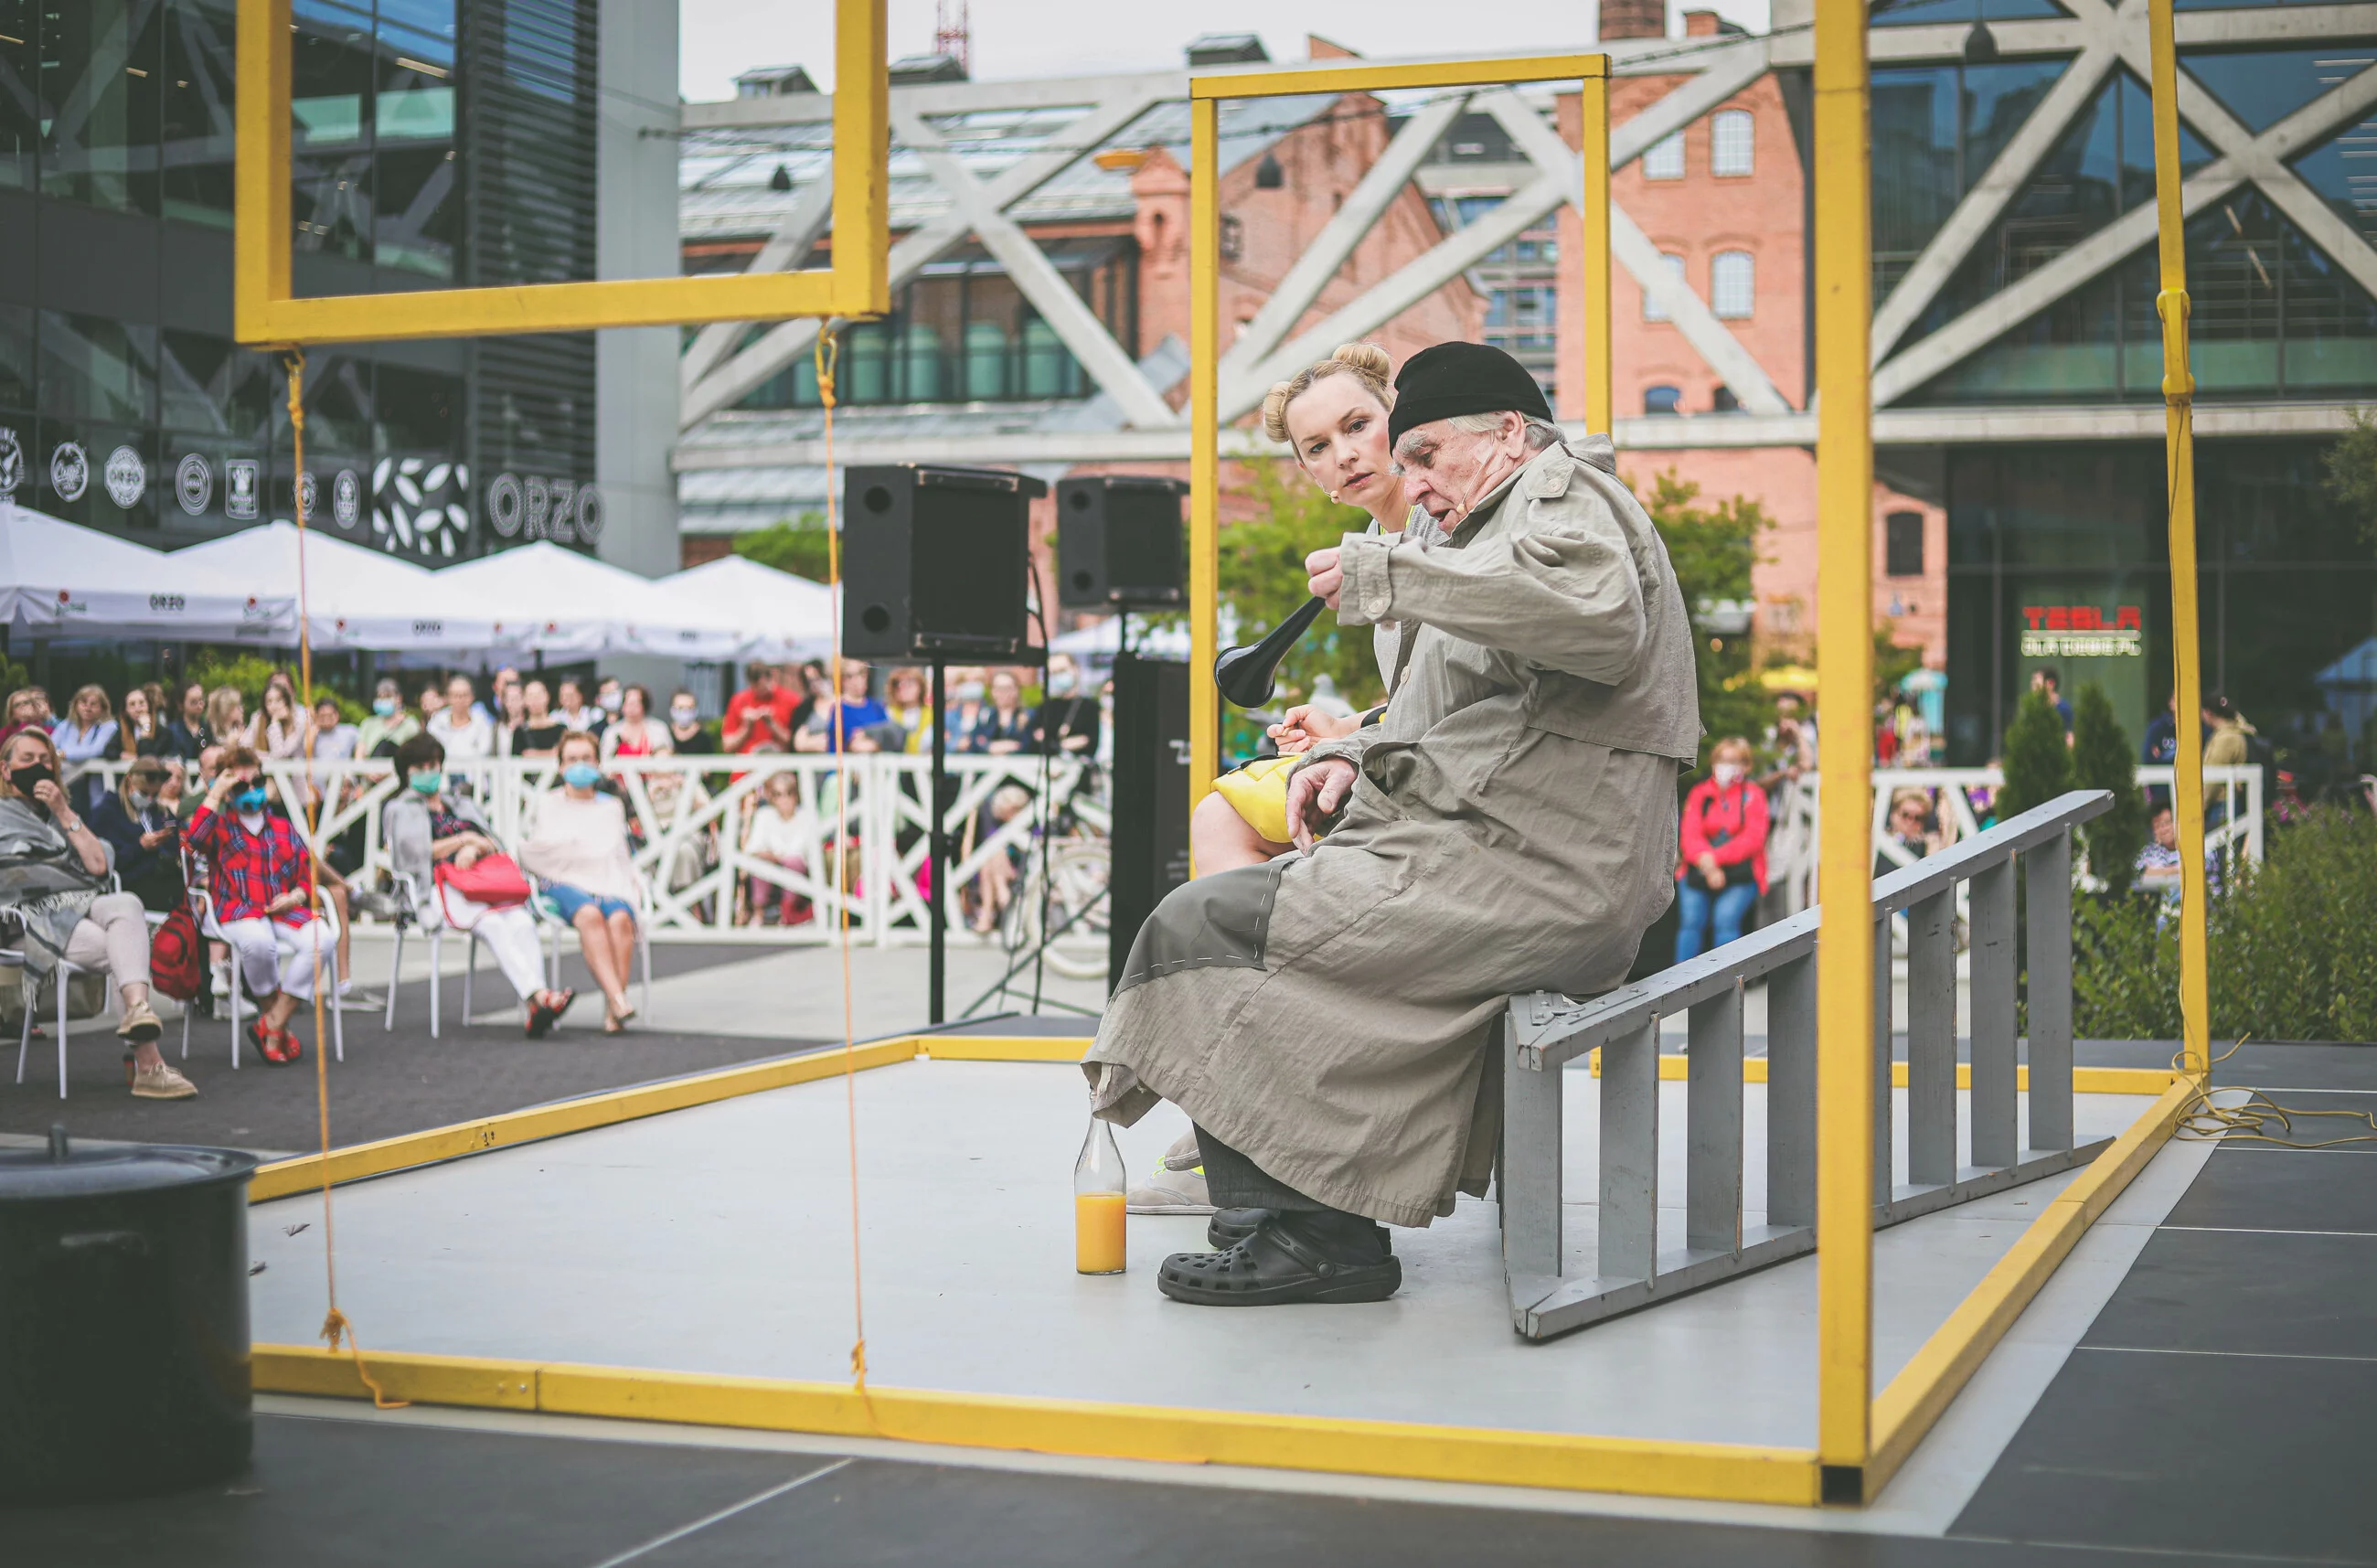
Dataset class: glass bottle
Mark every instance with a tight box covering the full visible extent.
[1073,1118,1128,1275]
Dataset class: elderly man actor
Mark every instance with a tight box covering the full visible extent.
[1083,342,1700,1307]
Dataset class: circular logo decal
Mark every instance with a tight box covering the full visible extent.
[333,468,361,528]
[297,471,319,521]
[0,428,22,498]
[104,446,147,509]
[49,442,89,503]
[175,453,212,515]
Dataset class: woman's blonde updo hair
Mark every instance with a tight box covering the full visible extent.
[1260,342,1394,447]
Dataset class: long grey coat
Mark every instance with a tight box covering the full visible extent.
[1084,436,1700,1227]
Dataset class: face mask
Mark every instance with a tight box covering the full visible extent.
[9,763,53,798]
[372,698,397,717]
[1712,763,1745,787]
[231,784,270,814]
[954,681,986,703]
[599,691,624,714]
[671,706,698,725]
[408,770,443,796]
[1049,673,1077,697]
[125,791,153,814]
[561,763,602,790]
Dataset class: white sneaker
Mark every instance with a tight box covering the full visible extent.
[210,961,230,999]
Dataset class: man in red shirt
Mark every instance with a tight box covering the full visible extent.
[186,746,341,1064]
[720,661,798,754]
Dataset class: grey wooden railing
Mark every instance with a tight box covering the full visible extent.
[1501,788,2116,1340]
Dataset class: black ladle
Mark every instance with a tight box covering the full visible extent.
[1213,596,1327,709]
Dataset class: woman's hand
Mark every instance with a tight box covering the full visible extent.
[31,778,69,817]
[1284,757,1358,853]
[1269,704,1360,754]
[1697,852,1725,891]
[266,888,309,915]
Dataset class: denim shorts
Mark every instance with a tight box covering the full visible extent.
[541,882,634,923]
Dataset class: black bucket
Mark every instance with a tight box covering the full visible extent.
[0,1129,260,1502]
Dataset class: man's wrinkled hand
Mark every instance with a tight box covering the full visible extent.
[1305,547,1344,610]
[1268,704,1360,756]
[1284,757,1357,853]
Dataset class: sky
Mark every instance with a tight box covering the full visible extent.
[677,0,1774,101]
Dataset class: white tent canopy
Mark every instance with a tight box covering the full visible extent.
[651,555,836,662]
[0,501,294,642]
[174,521,510,652]
[435,542,746,659]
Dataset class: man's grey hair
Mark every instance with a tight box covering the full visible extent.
[1407,411,1566,453]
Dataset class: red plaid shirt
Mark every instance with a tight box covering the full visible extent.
[186,804,315,927]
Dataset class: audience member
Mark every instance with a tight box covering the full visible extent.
[0,728,190,1097]
[1674,737,1770,962]
[495,678,528,755]
[601,685,670,761]
[965,669,1034,755]
[383,733,576,1036]
[356,677,417,759]
[795,661,888,753]
[518,731,644,1031]
[427,675,495,767]
[666,690,719,756]
[722,662,797,754]
[205,686,247,759]
[882,667,933,753]
[159,682,210,761]
[52,684,119,814]
[117,683,164,761]
[309,695,359,762]
[596,677,625,725]
[738,769,819,926]
[254,680,308,762]
[186,745,342,1066]
[0,686,48,745]
[511,680,566,758]
[2031,667,2073,733]
[941,667,989,751]
[91,756,186,913]
[554,677,604,738]
[1034,655,1099,757]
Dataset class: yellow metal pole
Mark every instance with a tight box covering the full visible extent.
[233,0,293,346]
[1580,67,1614,436]
[1813,0,1875,1500]
[2147,0,2211,1077]
[830,0,892,318]
[1189,98,1220,808]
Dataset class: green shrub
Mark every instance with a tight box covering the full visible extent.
[2070,681,2147,896]
[1997,688,2072,822]
[2072,805,2377,1041]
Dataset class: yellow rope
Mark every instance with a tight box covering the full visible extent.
[815,325,874,1400]
[2172,1037,2377,1150]
[281,348,406,1410]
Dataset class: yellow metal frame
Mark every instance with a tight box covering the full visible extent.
[1186,56,1613,799]
[233,0,890,347]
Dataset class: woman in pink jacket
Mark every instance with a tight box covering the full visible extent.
[1674,736,1770,961]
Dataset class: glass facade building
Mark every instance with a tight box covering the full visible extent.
[0,0,602,560]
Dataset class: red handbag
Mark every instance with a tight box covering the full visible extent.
[433,852,533,923]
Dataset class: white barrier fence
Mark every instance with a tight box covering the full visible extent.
[64,755,2257,947]
[66,753,1103,949]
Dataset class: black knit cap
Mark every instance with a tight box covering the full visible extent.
[1387,340,1553,446]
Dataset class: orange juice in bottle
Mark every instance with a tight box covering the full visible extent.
[1073,1119,1128,1274]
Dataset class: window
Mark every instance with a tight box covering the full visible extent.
[1711,110,1754,176]
[1644,385,1682,416]
[1643,252,1686,322]
[1712,386,1740,412]
[1886,511,1926,577]
[1643,131,1685,181]
[1219,214,1243,262]
[1711,251,1755,319]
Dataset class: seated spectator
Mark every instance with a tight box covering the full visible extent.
[91,757,186,913]
[1877,787,1953,875]
[185,746,342,1065]
[0,727,191,1098]
[383,733,576,1036]
[739,769,819,927]
[794,661,888,753]
[666,690,719,756]
[118,683,167,761]
[0,686,49,746]
[554,677,605,739]
[427,674,495,768]
[601,684,670,762]
[596,677,625,725]
[965,782,1035,933]
[495,677,528,756]
[308,695,359,762]
[165,680,214,761]
[414,678,446,739]
[964,668,1034,755]
[1675,736,1770,962]
[52,684,118,815]
[254,680,308,763]
[510,679,566,758]
[205,686,247,762]
[2136,804,2182,897]
[356,677,418,759]
[1034,655,1100,757]
[518,731,644,1031]
[882,667,933,753]
[722,663,796,755]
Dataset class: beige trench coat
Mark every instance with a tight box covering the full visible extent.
[1084,436,1700,1227]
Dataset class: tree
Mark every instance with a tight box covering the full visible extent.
[1639,471,1774,767]
[2069,681,2147,895]
[1997,688,2073,822]
[2322,407,2377,549]
[732,515,834,582]
[1216,461,1384,755]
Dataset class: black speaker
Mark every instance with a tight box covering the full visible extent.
[842,464,1048,660]
[1055,475,1189,610]
[1106,652,1192,987]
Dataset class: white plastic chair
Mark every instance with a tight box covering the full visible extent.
[187,853,345,1069]
[383,869,513,1039]
[5,946,88,1100]
[531,875,655,1026]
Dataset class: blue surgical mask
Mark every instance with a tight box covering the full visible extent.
[561,763,602,790]
[408,770,443,796]
[372,698,397,717]
[231,784,269,813]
